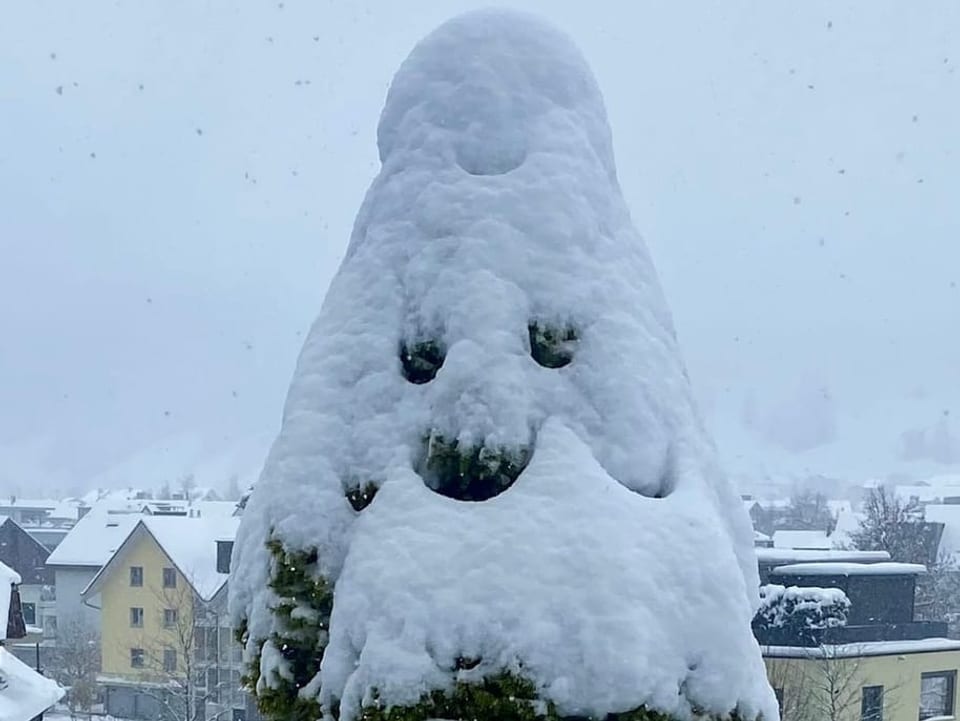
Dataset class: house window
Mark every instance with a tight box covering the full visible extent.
[163,608,178,628]
[861,685,883,721]
[920,671,956,720]
[21,602,36,626]
[130,607,144,627]
[207,668,219,702]
[130,566,143,587]
[130,648,145,668]
[162,567,177,588]
[217,540,234,574]
[163,648,177,673]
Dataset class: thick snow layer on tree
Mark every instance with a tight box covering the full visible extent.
[232,9,776,721]
[754,584,850,630]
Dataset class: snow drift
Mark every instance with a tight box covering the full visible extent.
[231,9,777,721]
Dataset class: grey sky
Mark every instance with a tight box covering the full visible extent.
[2,1,958,496]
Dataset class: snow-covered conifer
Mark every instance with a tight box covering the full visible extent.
[231,9,777,721]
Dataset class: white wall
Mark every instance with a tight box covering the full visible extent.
[51,565,99,634]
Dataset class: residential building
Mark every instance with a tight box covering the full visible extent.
[0,518,55,641]
[81,514,254,720]
[45,507,142,634]
[758,559,960,721]
[0,498,84,552]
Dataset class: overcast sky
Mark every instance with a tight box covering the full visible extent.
[2,1,958,497]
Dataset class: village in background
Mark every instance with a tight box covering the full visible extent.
[3,470,960,721]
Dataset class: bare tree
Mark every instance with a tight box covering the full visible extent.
[916,551,960,637]
[223,474,241,502]
[765,645,902,721]
[851,486,940,564]
[179,473,197,502]
[48,616,100,719]
[781,488,836,533]
[119,581,235,721]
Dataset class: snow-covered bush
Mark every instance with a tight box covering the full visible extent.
[752,584,850,643]
[230,9,777,721]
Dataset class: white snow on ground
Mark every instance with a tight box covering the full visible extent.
[0,648,64,721]
[232,9,776,721]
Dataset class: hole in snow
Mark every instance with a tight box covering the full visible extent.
[456,143,526,175]
[400,339,445,384]
[454,126,527,176]
[345,482,379,512]
[623,442,676,499]
[416,434,531,502]
[453,655,481,671]
[529,321,578,368]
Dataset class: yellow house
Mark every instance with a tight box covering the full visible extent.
[81,514,241,720]
[764,639,960,721]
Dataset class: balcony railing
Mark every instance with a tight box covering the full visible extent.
[754,621,948,647]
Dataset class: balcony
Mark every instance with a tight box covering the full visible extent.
[755,620,949,647]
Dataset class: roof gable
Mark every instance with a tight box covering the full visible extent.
[81,516,239,601]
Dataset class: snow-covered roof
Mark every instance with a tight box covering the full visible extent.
[771,562,926,577]
[141,515,239,599]
[0,647,64,720]
[896,485,960,504]
[45,505,141,567]
[756,548,890,565]
[826,499,853,516]
[0,498,58,510]
[829,508,864,549]
[762,638,960,658]
[924,504,960,563]
[194,501,238,518]
[83,515,240,601]
[753,530,771,542]
[772,530,831,550]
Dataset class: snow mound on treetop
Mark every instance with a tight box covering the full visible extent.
[231,9,777,721]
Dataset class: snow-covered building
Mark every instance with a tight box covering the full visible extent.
[0,560,63,721]
[0,498,84,552]
[758,559,960,721]
[773,529,832,551]
[81,515,253,721]
[44,505,142,634]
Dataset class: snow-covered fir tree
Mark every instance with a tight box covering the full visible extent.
[230,10,777,721]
